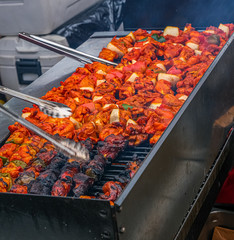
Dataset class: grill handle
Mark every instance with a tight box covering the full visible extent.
[18,32,118,66]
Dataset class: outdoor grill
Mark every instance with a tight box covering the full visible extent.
[1,24,234,240]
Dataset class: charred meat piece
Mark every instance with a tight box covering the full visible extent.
[99,181,123,201]
[73,173,94,197]
[28,169,60,195]
[80,138,95,159]
[51,164,79,197]
[31,158,46,173]
[80,138,95,152]
[100,155,142,201]
[63,159,81,173]
[15,170,36,185]
[47,156,67,170]
[28,181,51,195]
[85,155,106,180]
[51,179,72,197]
[97,134,128,161]
[36,146,57,166]
[37,169,60,186]
[115,154,142,184]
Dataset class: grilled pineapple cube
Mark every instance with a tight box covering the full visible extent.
[110,109,120,123]
[219,24,229,37]
[158,73,180,86]
[186,42,199,50]
[126,72,139,82]
[163,26,179,37]
[127,32,136,42]
[107,42,124,57]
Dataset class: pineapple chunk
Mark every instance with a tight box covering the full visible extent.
[96,80,106,86]
[149,103,161,110]
[219,24,229,37]
[127,32,136,42]
[93,96,103,102]
[79,87,94,92]
[128,47,141,52]
[74,97,79,102]
[195,50,202,56]
[178,95,188,101]
[179,57,186,62]
[143,41,150,45]
[103,104,119,109]
[96,69,106,75]
[186,42,199,50]
[69,117,82,129]
[126,119,137,126]
[156,63,166,72]
[107,42,124,57]
[110,109,120,123]
[116,65,124,71]
[151,78,156,85]
[184,26,189,32]
[126,72,139,82]
[163,26,179,37]
[158,73,180,86]
[173,43,184,47]
[204,30,215,34]
[22,112,31,119]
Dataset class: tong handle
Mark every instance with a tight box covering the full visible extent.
[0,85,72,118]
[19,32,118,66]
[0,85,45,106]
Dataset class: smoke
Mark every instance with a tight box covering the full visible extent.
[123,0,234,30]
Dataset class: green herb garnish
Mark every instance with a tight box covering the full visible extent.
[122,104,134,110]
[151,34,166,42]
[137,37,148,42]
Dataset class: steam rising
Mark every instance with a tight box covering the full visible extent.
[123,0,234,30]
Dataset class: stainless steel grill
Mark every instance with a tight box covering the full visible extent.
[0,31,234,240]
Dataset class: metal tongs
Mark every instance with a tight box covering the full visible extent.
[0,85,72,118]
[0,104,89,162]
[18,32,118,66]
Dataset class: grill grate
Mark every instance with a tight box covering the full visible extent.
[88,143,152,196]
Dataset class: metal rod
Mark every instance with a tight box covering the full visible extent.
[0,85,72,118]
[0,104,88,161]
[18,32,118,66]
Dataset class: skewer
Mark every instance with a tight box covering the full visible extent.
[0,85,72,118]
[18,32,118,67]
[0,104,89,162]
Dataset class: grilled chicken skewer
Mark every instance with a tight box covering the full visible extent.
[0,85,72,118]
[18,32,118,66]
[0,104,89,162]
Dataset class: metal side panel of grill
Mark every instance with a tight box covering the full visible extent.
[0,193,118,240]
[114,33,234,240]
